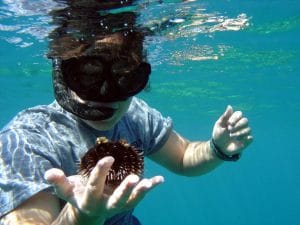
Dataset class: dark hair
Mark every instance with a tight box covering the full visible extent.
[47,1,148,62]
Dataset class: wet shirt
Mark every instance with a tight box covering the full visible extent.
[0,97,173,224]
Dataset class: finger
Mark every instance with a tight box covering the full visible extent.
[44,168,74,201]
[229,117,249,132]
[228,111,243,129]
[244,135,254,148]
[216,105,233,127]
[107,174,140,208]
[127,176,164,207]
[230,127,252,140]
[234,135,254,151]
[84,156,115,202]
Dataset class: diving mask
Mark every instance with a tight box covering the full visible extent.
[52,56,151,120]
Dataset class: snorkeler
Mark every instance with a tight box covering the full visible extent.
[0,1,253,225]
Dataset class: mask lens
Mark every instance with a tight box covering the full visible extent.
[78,59,104,88]
[61,57,105,98]
[114,62,151,96]
[111,61,136,88]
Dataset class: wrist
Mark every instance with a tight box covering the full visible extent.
[210,139,240,162]
[74,207,105,225]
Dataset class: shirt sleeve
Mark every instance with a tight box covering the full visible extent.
[0,127,59,218]
[127,98,173,156]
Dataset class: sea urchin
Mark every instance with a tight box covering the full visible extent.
[79,137,144,188]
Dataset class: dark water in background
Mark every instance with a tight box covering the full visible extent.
[1,0,300,225]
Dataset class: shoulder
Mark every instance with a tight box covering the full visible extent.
[125,97,171,128]
[0,101,82,173]
[122,97,173,155]
[127,97,169,121]
[1,101,77,133]
[127,97,151,113]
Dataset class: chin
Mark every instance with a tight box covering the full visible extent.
[82,98,132,131]
[83,116,119,131]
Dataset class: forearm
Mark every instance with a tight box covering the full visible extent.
[52,203,105,225]
[0,196,104,225]
[182,140,223,176]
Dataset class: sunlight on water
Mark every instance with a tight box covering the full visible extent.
[1,0,249,63]
[250,15,300,34]
[0,0,63,47]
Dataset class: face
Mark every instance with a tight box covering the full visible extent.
[82,97,132,131]
[61,56,150,103]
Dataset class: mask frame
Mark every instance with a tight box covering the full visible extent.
[52,57,151,121]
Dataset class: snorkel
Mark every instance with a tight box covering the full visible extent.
[48,2,151,121]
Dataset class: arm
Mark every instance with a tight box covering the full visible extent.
[149,105,253,176]
[1,191,105,225]
[1,157,164,225]
[0,191,60,225]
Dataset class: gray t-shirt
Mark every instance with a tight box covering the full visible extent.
[0,97,172,224]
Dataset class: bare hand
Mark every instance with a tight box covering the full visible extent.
[44,156,164,221]
[212,105,253,156]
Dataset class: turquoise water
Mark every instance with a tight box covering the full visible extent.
[1,0,300,225]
